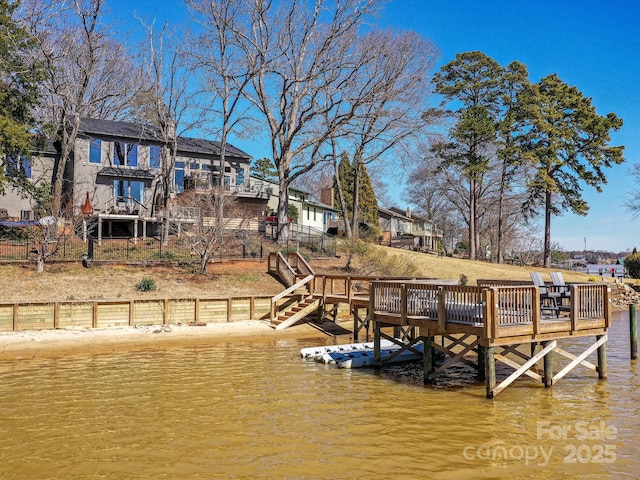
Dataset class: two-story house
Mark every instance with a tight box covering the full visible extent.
[255,175,338,236]
[379,206,442,251]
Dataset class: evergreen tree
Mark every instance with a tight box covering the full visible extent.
[334,153,353,219]
[358,163,379,229]
[0,0,42,195]
[333,152,378,236]
[519,74,624,267]
[251,157,277,181]
[431,51,504,260]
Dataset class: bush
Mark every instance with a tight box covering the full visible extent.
[135,278,157,292]
[624,253,640,279]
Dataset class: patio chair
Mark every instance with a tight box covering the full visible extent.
[530,272,561,316]
[550,271,570,297]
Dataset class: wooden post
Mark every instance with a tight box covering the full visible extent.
[477,342,486,381]
[597,334,608,379]
[54,302,60,329]
[129,300,134,326]
[227,298,233,322]
[353,306,359,342]
[12,303,18,331]
[542,340,553,387]
[630,304,638,360]
[92,301,98,328]
[373,323,381,367]
[249,296,255,320]
[163,298,169,325]
[485,346,496,399]
[423,336,434,383]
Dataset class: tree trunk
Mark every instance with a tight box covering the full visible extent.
[333,163,352,239]
[277,161,291,244]
[351,160,361,240]
[468,178,476,260]
[543,190,552,268]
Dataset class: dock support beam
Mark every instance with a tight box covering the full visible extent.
[542,341,553,387]
[630,304,638,360]
[477,343,486,381]
[373,323,381,366]
[423,336,434,383]
[485,346,496,399]
[597,334,607,379]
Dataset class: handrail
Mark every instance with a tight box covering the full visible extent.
[271,274,313,304]
[270,274,314,322]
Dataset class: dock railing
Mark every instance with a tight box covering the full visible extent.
[370,281,610,345]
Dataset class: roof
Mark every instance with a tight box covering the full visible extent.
[78,118,250,160]
[97,167,155,180]
[387,206,430,223]
[303,199,339,212]
[378,206,412,221]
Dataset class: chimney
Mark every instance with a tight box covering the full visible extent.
[406,207,411,218]
[321,187,334,208]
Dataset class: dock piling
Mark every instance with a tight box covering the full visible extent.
[597,334,608,379]
[485,346,496,399]
[542,341,553,388]
[630,304,638,360]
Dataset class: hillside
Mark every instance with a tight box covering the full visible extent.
[0,243,624,304]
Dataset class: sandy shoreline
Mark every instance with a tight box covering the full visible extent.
[0,320,348,361]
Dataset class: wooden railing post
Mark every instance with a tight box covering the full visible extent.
[400,283,407,323]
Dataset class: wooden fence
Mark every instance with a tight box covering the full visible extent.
[0,294,291,332]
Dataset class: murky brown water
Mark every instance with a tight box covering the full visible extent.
[0,311,638,479]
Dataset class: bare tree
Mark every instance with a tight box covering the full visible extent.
[20,0,146,216]
[135,19,203,245]
[220,0,384,243]
[172,191,245,274]
[339,29,437,238]
[186,0,258,254]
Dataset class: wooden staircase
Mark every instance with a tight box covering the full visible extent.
[271,295,321,330]
[268,252,320,329]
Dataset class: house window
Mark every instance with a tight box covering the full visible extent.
[89,138,102,164]
[5,156,31,178]
[113,142,138,167]
[175,161,185,192]
[114,180,144,203]
[236,167,245,186]
[149,145,161,169]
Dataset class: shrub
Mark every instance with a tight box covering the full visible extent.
[624,253,640,279]
[135,278,157,292]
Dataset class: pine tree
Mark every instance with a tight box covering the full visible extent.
[0,0,42,195]
[333,152,379,237]
[251,157,277,181]
[358,163,379,228]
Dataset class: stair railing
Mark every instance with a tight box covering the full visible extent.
[270,274,314,323]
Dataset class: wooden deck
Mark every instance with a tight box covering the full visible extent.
[268,253,611,398]
[369,281,610,346]
[369,280,610,398]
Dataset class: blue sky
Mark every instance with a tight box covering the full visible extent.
[109,0,640,253]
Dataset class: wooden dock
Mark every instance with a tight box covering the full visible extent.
[268,252,612,398]
[369,280,610,398]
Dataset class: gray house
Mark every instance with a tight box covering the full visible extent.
[1,118,261,240]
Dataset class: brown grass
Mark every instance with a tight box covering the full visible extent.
[0,242,615,304]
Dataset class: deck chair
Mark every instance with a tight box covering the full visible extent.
[550,271,570,297]
[530,272,561,316]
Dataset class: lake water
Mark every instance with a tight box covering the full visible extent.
[0,311,638,479]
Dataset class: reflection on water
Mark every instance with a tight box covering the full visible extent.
[0,312,638,479]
